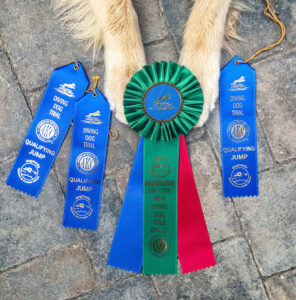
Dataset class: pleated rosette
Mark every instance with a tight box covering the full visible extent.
[108,61,217,276]
[124,61,203,141]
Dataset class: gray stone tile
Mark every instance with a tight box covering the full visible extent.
[185,126,205,143]
[265,269,296,300]
[255,50,296,162]
[234,162,296,276]
[160,0,193,50]
[221,0,288,66]
[276,0,296,45]
[83,276,157,300]
[114,164,132,201]
[206,101,273,172]
[153,238,268,300]
[0,245,95,300]
[81,179,130,286]
[0,158,78,271]
[0,0,99,91]
[145,38,178,65]
[133,0,167,44]
[0,49,31,161]
[105,116,139,177]
[161,0,287,61]
[25,86,46,115]
[187,139,240,243]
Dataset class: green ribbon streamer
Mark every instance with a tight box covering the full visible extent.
[143,138,179,275]
[124,61,203,274]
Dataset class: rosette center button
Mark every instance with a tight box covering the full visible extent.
[143,83,183,122]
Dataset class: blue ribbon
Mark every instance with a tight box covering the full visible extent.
[63,89,111,230]
[220,56,259,197]
[107,138,143,273]
[6,62,89,198]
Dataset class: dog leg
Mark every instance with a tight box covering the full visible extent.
[52,0,145,124]
[179,0,232,127]
[104,0,146,123]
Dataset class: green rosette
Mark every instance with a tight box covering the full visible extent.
[123,61,203,275]
[124,61,203,142]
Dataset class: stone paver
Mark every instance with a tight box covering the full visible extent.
[0,0,295,299]
[185,126,205,144]
[145,38,178,64]
[160,0,192,50]
[0,48,31,161]
[187,139,240,243]
[82,276,157,300]
[0,0,99,91]
[234,162,296,276]
[114,164,132,201]
[25,86,46,115]
[161,0,286,62]
[81,179,131,286]
[105,117,139,177]
[153,238,268,300]
[265,269,296,300]
[255,50,296,163]
[133,0,167,44]
[221,0,288,65]
[276,0,296,45]
[206,100,273,172]
[0,158,78,271]
[0,245,94,300]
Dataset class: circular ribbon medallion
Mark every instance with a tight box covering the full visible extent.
[124,61,204,141]
[143,83,183,123]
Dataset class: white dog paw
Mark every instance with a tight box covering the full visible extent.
[104,61,144,125]
[179,0,232,127]
[195,103,210,128]
[103,0,146,125]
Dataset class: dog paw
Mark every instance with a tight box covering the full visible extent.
[180,49,220,128]
[103,0,146,125]
[104,67,129,125]
[179,0,232,128]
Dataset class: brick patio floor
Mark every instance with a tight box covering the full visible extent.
[0,0,295,299]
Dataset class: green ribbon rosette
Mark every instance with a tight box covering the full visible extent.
[124,61,203,275]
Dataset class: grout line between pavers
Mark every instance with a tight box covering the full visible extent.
[0,153,18,166]
[64,233,103,300]
[212,233,243,246]
[24,82,47,95]
[259,157,296,174]
[256,111,277,163]
[144,35,170,48]
[203,125,271,298]
[157,0,180,56]
[150,276,162,300]
[263,265,296,282]
[0,34,33,117]
[108,176,124,204]
[230,199,272,300]
[204,126,223,174]
[66,274,138,300]
[76,230,103,291]
[0,242,81,276]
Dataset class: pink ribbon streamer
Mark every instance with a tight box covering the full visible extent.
[178,135,216,273]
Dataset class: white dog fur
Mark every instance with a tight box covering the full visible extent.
[52,0,244,126]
